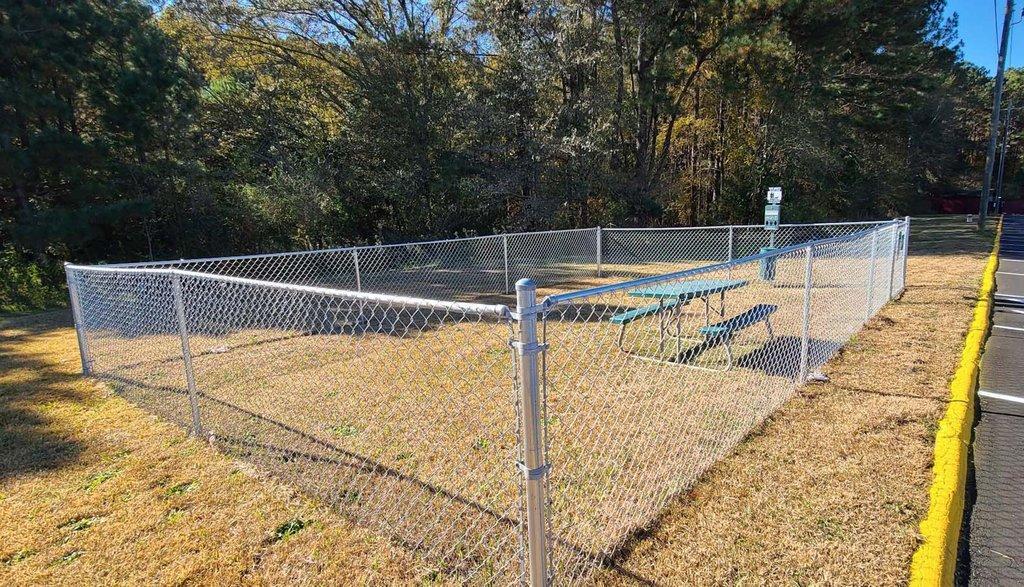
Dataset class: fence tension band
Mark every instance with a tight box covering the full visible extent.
[517,462,551,480]
[509,303,549,320]
[510,340,549,355]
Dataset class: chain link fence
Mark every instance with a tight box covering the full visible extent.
[65,219,909,585]
[539,221,907,581]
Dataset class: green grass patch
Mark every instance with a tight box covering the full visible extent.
[3,549,35,566]
[329,423,360,437]
[52,550,84,566]
[272,518,309,542]
[166,480,197,496]
[60,516,102,532]
[81,470,117,491]
[165,508,186,523]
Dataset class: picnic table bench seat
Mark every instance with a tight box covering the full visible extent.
[609,299,680,325]
[698,304,778,339]
[692,303,778,370]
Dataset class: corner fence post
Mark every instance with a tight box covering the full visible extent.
[171,273,203,437]
[514,278,549,586]
[65,265,93,375]
[596,227,603,277]
[901,216,911,295]
[865,230,878,322]
[888,222,899,300]
[504,235,511,294]
[799,246,813,382]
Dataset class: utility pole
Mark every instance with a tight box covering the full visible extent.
[980,0,1015,229]
[996,101,1015,211]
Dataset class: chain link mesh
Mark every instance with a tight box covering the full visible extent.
[602,222,894,280]
[537,223,905,581]
[66,219,908,585]
[69,267,525,583]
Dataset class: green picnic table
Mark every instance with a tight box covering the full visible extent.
[610,278,776,370]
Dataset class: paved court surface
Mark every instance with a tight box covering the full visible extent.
[959,215,1024,585]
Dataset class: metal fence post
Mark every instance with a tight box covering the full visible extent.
[514,278,549,586]
[352,249,362,291]
[865,230,878,322]
[887,222,899,300]
[595,227,603,277]
[504,235,511,294]
[171,272,203,437]
[64,265,92,375]
[900,216,911,295]
[799,246,813,382]
[727,226,734,262]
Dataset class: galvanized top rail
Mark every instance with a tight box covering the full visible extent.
[91,222,895,270]
[103,227,597,269]
[543,220,901,307]
[65,264,513,319]
[601,220,897,231]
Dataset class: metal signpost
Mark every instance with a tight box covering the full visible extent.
[761,187,783,279]
[765,187,782,232]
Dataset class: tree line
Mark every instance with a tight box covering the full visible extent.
[0,0,1005,310]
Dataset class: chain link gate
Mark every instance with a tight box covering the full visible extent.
[65,218,909,585]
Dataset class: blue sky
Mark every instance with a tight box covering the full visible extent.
[944,0,1024,74]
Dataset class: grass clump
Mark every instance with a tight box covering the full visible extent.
[273,518,309,542]
[165,480,197,496]
[53,550,84,566]
[329,423,360,437]
[81,470,116,491]
[59,516,102,532]
[3,549,35,566]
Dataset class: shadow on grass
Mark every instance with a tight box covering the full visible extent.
[3,215,995,583]
[910,216,997,257]
[0,311,86,481]
[97,372,622,581]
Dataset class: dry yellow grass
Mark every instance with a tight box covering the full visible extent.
[0,216,992,585]
[0,312,420,585]
[69,245,872,583]
[590,216,996,585]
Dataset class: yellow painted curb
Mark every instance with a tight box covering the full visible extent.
[908,216,1002,586]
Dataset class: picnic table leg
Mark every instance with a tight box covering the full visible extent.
[675,300,682,359]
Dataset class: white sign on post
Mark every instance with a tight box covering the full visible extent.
[765,187,782,231]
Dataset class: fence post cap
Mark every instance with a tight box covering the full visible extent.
[516,278,537,291]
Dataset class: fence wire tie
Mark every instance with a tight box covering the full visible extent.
[516,461,551,480]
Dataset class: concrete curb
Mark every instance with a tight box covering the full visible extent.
[908,216,1002,586]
